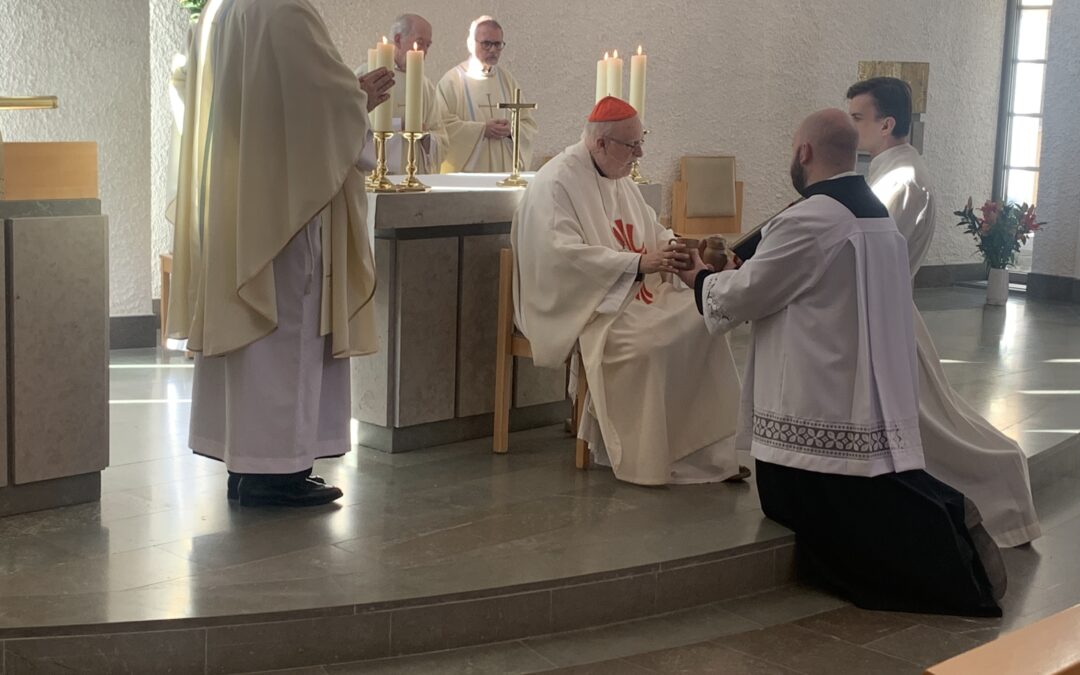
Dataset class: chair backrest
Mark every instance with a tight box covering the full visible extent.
[681,156,737,218]
[671,155,743,236]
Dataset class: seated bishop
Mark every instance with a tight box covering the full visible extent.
[511,97,745,487]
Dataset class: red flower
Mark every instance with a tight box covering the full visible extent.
[980,201,1000,226]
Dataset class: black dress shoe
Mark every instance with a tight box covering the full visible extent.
[722,465,752,483]
[227,471,326,500]
[237,475,343,507]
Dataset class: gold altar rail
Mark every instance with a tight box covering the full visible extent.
[0,96,59,111]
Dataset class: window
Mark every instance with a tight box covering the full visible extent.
[994,0,1053,207]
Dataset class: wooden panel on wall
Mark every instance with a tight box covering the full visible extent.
[856,61,930,114]
[1,142,98,200]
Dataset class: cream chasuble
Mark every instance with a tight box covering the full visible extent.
[436,61,537,173]
[702,176,923,478]
[870,144,1040,546]
[355,65,447,174]
[512,142,740,486]
[168,0,377,358]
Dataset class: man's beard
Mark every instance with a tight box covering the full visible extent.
[789,155,808,196]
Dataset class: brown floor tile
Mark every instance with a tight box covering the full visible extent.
[718,623,918,675]
[865,624,985,669]
[794,606,917,645]
[628,641,799,674]
[542,659,653,674]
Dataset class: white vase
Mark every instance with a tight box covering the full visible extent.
[986,267,1009,305]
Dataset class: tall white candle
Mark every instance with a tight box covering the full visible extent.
[404,42,424,133]
[371,36,395,132]
[607,49,623,99]
[629,45,647,117]
[595,52,609,103]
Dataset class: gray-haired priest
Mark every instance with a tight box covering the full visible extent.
[679,108,1005,616]
[512,96,745,487]
[355,13,447,174]
[436,15,537,173]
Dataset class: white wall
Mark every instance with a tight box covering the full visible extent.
[7,0,1008,317]
[0,0,151,316]
[148,0,191,298]
[312,0,1005,268]
[1032,0,1080,280]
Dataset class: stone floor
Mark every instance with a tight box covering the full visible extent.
[234,472,1080,673]
[1,287,1079,648]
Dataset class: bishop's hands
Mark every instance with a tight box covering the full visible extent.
[484,118,512,139]
[359,67,395,112]
[639,243,691,276]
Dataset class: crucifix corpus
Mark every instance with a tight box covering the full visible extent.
[496,88,536,188]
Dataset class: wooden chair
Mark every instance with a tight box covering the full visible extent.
[671,156,744,236]
[493,248,589,469]
[159,253,172,349]
[925,602,1080,674]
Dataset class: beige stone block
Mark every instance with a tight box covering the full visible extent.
[8,215,108,484]
[456,233,510,417]
[351,238,393,427]
[394,237,459,427]
[0,226,6,487]
[513,357,567,408]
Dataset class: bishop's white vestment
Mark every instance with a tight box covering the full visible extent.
[512,142,740,486]
[870,143,1040,546]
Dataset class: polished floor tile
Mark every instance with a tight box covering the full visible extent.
[2,288,1079,640]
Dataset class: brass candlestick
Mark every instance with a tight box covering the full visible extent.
[496,88,536,188]
[396,131,430,192]
[367,131,397,193]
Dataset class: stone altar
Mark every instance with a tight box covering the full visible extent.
[352,172,663,452]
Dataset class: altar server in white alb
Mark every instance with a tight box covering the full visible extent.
[512,96,744,487]
[168,0,393,507]
[436,16,537,173]
[682,109,1004,616]
[848,76,1040,547]
[355,14,447,174]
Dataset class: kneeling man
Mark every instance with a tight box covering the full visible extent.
[680,109,1004,616]
[511,97,743,486]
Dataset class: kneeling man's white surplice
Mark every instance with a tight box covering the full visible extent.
[512,141,740,486]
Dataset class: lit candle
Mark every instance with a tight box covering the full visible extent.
[629,45,647,117]
[404,42,424,133]
[371,36,396,132]
[595,52,609,103]
[606,49,623,99]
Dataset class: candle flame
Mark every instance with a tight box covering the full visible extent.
[613,49,619,58]
[604,51,610,59]
[381,36,388,45]
[414,41,419,50]
[637,45,643,56]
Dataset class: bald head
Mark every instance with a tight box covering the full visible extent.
[789,108,859,194]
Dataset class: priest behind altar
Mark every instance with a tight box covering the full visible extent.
[681,109,1004,616]
[354,14,447,174]
[168,0,393,507]
[511,96,744,486]
[848,76,1040,547]
[436,16,537,173]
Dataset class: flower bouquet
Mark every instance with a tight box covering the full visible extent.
[954,198,1044,304]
